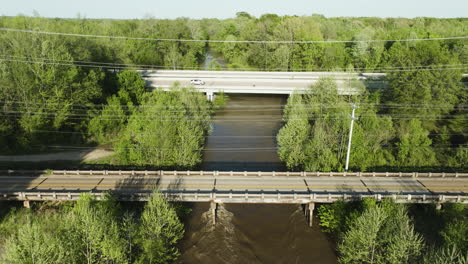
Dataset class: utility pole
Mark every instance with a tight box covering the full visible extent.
[345,104,358,171]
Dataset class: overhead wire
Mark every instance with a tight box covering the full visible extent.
[1,27,468,44]
[2,100,468,109]
[2,113,467,122]
[2,54,468,72]
[30,144,467,153]
[2,109,468,119]
[2,57,468,73]
[27,129,468,137]
[40,145,280,152]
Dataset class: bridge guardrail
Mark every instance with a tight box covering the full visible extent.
[1,191,466,204]
[1,170,467,178]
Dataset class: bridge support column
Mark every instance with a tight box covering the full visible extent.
[210,201,217,225]
[206,92,215,102]
[23,200,31,209]
[435,203,442,210]
[305,202,315,227]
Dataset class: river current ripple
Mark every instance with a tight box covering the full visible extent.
[177,95,337,264]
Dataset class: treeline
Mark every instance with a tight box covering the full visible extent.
[0,191,185,263]
[317,199,467,264]
[0,15,207,68]
[206,12,467,71]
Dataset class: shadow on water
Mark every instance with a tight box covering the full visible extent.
[202,161,286,171]
[178,94,338,264]
[178,203,338,264]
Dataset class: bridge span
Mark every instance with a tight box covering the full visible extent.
[1,170,466,203]
[3,170,466,225]
[140,70,387,99]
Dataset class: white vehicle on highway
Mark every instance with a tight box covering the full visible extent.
[190,79,205,85]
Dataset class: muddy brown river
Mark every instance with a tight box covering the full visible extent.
[178,94,337,264]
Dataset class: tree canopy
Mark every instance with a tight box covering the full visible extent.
[1,191,185,264]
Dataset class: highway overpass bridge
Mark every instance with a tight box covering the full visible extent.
[140,70,387,99]
[2,169,466,225]
[141,70,468,100]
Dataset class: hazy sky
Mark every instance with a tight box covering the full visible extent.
[1,0,466,19]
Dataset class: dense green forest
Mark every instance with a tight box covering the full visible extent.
[277,74,467,171]
[0,14,467,170]
[207,13,467,71]
[317,199,467,264]
[0,13,467,264]
[0,191,185,263]
[0,16,215,167]
[274,26,467,171]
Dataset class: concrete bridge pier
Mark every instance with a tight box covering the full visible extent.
[210,201,217,225]
[206,92,215,102]
[304,202,315,227]
[23,200,31,208]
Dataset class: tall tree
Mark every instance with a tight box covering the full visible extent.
[339,202,423,264]
[137,190,184,264]
[277,93,311,169]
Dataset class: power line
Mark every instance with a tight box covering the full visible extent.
[26,129,468,137]
[0,108,465,117]
[37,145,467,151]
[2,54,468,72]
[2,108,468,118]
[3,113,467,122]
[1,27,468,44]
[3,110,468,119]
[33,144,467,152]
[2,100,468,109]
[3,106,468,116]
[41,145,279,152]
[0,58,129,69]
[2,58,468,73]
[1,54,157,67]
[2,106,465,114]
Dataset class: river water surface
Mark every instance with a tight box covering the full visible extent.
[178,94,337,264]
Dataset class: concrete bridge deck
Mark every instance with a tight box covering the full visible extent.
[1,170,466,204]
[140,70,387,96]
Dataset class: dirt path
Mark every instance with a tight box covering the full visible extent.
[0,149,114,162]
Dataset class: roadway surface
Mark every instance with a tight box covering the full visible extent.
[140,70,387,95]
[1,173,466,196]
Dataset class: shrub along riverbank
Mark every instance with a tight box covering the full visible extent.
[0,191,186,264]
[317,199,467,264]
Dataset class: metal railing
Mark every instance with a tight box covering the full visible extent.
[2,169,467,178]
[1,190,466,204]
